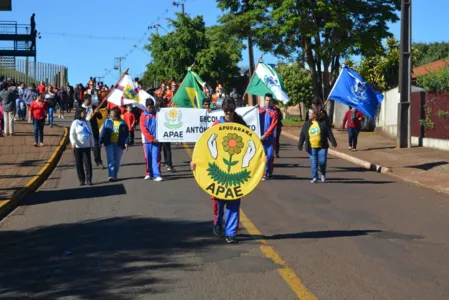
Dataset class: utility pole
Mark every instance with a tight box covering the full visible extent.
[243,0,256,106]
[114,57,125,77]
[397,0,412,148]
[173,1,185,15]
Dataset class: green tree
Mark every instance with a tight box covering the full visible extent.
[217,0,400,123]
[416,67,449,92]
[357,37,400,91]
[195,25,244,87]
[276,63,313,109]
[413,42,449,67]
[143,13,208,84]
[141,14,244,88]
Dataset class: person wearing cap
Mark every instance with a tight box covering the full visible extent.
[140,97,163,181]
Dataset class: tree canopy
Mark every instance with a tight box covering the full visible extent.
[217,0,401,122]
[141,13,244,88]
[413,42,449,67]
[357,37,400,92]
[276,63,313,108]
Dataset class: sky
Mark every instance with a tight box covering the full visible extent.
[1,0,448,86]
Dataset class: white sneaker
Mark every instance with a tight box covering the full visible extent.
[144,175,151,180]
[349,147,352,150]
[154,177,163,182]
[311,178,317,183]
[321,175,326,183]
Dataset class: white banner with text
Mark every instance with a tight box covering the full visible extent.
[157,107,261,142]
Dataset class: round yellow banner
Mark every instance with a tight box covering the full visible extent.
[192,122,266,200]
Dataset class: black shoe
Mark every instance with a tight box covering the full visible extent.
[79,182,85,186]
[213,225,222,236]
[87,181,93,186]
[275,154,280,158]
[225,236,238,244]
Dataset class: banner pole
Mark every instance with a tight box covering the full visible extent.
[89,68,129,120]
[242,54,264,106]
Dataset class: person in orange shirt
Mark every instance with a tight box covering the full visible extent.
[123,105,137,145]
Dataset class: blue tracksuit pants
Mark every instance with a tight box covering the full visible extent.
[143,143,161,177]
[214,199,240,237]
[263,138,275,176]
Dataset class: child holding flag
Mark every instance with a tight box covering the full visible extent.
[140,98,163,182]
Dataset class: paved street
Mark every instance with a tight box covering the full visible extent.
[1,125,449,299]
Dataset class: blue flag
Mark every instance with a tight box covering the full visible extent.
[328,66,383,118]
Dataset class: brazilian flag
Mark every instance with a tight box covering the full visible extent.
[172,71,206,108]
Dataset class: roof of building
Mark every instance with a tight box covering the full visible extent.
[412,57,449,79]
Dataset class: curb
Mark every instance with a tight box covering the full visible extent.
[281,131,391,173]
[0,126,69,220]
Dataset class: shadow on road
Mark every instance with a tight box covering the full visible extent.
[0,217,224,299]
[238,230,382,241]
[406,161,449,171]
[23,184,127,204]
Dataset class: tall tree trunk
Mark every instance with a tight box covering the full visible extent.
[304,37,321,102]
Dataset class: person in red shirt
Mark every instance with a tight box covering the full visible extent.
[123,105,137,145]
[37,81,46,95]
[30,94,48,147]
[342,106,365,151]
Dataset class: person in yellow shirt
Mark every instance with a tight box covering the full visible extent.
[298,109,337,183]
[100,107,129,181]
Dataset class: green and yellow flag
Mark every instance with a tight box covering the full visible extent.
[172,71,206,108]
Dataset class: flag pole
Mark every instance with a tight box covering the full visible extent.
[243,54,264,106]
[90,68,129,119]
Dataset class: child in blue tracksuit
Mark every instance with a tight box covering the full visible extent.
[191,97,248,244]
[258,93,279,180]
[140,98,163,182]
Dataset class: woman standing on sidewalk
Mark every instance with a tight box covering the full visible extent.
[298,109,337,183]
[70,107,95,186]
[44,85,57,128]
[100,107,129,182]
[342,106,364,151]
[0,81,18,136]
[30,94,48,147]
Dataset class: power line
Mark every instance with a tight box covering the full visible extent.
[101,3,176,79]
[41,32,139,40]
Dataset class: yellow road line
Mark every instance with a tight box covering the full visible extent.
[183,143,317,300]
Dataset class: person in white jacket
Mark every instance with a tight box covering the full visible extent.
[70,107,95,186]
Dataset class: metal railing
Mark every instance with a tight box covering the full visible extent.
[0,58,68,87]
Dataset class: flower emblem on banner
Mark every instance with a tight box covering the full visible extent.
[192,123,266,200]
[164,108,183,129]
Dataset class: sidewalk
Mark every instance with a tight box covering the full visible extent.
[0,122,67,217]
[283,126,449,195]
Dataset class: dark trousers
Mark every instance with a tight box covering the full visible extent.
[93,136,103,165]
[275,127,282,155]
[74,147,92,183]
[33,119,45,143]
[162,143,172,167]
[129,131,135,145]
[347,127,360,149]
